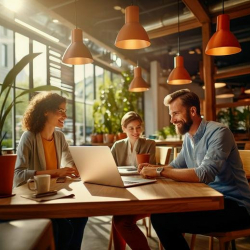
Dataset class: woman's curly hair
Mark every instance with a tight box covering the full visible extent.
[22,92,66,133]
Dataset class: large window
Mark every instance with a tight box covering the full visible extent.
[15,33,30,145]
[74,65,85,145]
[0,22,141,150]
[15,33,29,89]
[1,44,7,67]
[85,64,94,101]
[33,41,47,87]
[0,26,14,149]
[95,65,103,100]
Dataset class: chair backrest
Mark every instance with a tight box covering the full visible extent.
[155,147,172,165]
[0,219,55,250]
[239,150,250,180]
[244,142,250,150]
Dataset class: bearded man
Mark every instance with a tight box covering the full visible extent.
[139,89,250,250]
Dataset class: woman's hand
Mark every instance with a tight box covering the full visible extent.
[138,163,158,179]
[57,167,80,178]
[36,166,80,178]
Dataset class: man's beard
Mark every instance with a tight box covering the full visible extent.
[175,112,193,135]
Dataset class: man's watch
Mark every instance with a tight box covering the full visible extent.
[156,167,164,177]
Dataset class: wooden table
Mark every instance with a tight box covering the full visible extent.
[0,178,223,220]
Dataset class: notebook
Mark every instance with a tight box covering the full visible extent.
[118,166,139,176]
[69,146,156,188]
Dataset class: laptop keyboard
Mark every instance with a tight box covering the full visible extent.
[123,180,139,184]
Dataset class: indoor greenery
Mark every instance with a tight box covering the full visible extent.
[0,52,64,155]
[93,70,143,135]
[216,106,250,133]
[156,124,177,140]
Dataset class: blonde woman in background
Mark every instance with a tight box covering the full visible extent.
[111,111,156,250]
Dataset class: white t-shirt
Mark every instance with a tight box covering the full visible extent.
[126,139,139,167]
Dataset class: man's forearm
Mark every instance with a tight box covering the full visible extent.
[161,167,200,182]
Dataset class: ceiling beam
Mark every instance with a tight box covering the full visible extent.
[182,0,210,23]
[211,3,250,22]
[216,100,250,109]
[148,18,201,39]
[148,2,250,40]
[215,65,250,80]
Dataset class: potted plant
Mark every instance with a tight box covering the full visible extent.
[92,70,143,143]
[0,52,64,196]
[103,110,117,143]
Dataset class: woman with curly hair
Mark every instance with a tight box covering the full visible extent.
[14,92,88,250]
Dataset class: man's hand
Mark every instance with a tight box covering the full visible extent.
[138,163,158,179]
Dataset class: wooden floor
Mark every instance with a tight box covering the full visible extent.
[81,216,250,250]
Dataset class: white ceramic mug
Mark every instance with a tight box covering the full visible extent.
[27,175,51,194]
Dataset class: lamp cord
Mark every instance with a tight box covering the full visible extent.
[177,0,180,56]
[75,0,77,28]
[222,0,224,14]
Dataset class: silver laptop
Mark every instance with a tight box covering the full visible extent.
[69,146,156,188]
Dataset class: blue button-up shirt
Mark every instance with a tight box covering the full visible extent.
[170,119,250,215]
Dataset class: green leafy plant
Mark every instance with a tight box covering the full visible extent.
[217,107,247,132]
[156,124,177,139]
[217,106,250,140]
[93,100,104,134]
[0,53,65,155]
[242,106,250,134]
[93,70,143,135]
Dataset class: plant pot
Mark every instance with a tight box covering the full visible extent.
[103,134,115,143]
[90,134,97,143]
[96,134,103,143]
[117,132,127,140]
[0,154,17,196]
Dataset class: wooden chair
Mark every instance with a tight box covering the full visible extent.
[0,219,55,250]
[244,142,250,150]
[202,150,250,250]
[155,146,172,165]
[239,149,250,180]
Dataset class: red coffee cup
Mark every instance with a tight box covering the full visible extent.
[137,153,150,165]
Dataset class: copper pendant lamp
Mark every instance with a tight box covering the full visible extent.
[62,1,93,65]
[129,66,149,92]
[205,0,241,56]
[167,56,192,85]
[167,0,191,85]
[115,5,151,50]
